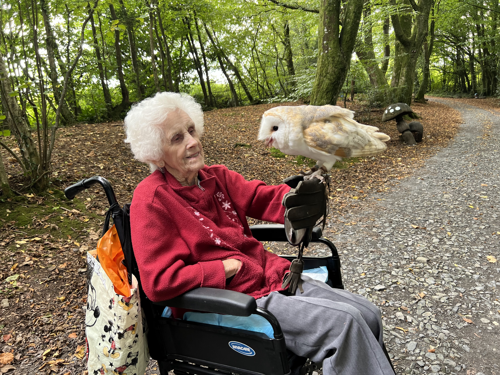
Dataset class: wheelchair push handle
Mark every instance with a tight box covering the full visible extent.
[64,176,118,206]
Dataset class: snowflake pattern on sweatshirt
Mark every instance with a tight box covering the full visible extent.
[192,210,224,246]
[215,191,246,235]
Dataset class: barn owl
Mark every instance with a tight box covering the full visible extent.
[258,105,390,172]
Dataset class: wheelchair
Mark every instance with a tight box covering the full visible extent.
[65,176,389,375]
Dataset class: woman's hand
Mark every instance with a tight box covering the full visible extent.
[222,259,242,279]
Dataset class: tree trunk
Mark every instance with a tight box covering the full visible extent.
[205,23,255,103]
[390,13,411,88]
[90,6,113,116]
[118,0,143,100]
[174,37,185,92]
[109,4,131,118]
[40,0,75,125]
[0,151,11,197]
[381,17,390,75]
[390,0,433,104]
[470,37,477,95]
[310,0,364,105]
[148,3,160,93]
[203,26,239,106]
[0,49,40,181]
[415,11,435,102]
[355,0,391,106]
[65,5,79,117]
[156,2,175,91]
[283,21,296,82]
[184,18,210,106]
[194,16,215,107]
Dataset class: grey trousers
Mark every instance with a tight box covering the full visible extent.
[256,276,394,375]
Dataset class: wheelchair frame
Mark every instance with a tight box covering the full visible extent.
[65,176,345,375]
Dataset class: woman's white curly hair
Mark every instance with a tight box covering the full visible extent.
[124,92,204,172]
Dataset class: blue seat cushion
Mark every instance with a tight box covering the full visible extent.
[161,266,329,339]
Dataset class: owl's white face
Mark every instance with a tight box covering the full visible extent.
[258,114,287,149]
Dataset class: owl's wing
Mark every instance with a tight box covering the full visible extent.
[303,118,370,158]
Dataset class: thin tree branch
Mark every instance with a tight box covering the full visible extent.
[266,0,318,13]
[407,0,420,12]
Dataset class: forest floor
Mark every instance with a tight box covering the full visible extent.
[0,96,498,374]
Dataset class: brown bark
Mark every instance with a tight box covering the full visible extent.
[415,10,435,102]
[155,2,174,91]
[194,16,215,107]
[40,0,75,125]
[310,0,364,105]
[283,21,295,77]
[109,4,131,117]
[0,151,11,196]
[203,25,240,106]
[184,18,210,106]
[90,6,113,115]
[205,24,255,103]
[148,4,160,93]
[355,0,391,105]
[118,0,144,100]
[390,0,433,104]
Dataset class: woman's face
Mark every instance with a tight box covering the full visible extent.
[158,108,204,184]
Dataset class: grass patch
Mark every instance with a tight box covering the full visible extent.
[295,155,316,167]
[270,147,286,158]
[0,190,100,247]
[333,157,362,169]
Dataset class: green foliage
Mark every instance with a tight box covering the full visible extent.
[333,157,362,169]
[270,147,286,158]
[294,155,316,167]
[0,191,99,239]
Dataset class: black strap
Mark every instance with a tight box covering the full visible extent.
[101,202,136,284]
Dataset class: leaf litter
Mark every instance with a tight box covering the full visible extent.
[0,98,486,374]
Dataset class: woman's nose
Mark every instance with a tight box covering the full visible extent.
[186,133,197,148]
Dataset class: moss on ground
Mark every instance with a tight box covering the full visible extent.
[0,190,100,252]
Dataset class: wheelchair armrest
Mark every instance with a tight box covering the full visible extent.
[250,224,322,242]
[153,287,257,316]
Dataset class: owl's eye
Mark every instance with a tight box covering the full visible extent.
[272,126,279,131]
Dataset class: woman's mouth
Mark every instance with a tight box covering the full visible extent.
[265,138,274,147]
[187,152,200,159]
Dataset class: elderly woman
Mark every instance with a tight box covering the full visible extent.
[124,92,394,375]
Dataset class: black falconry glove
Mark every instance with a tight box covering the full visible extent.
[282,175,326,231]
[281,175,327,294]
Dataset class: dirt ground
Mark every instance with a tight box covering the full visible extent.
[2,97,497,374]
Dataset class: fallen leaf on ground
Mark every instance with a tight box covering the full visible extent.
[74,345,85,359]
[463,317,473,324]
[0,353,14,365]
[487,255,497,263]
[0,365,15,373]
[68,332,77,339]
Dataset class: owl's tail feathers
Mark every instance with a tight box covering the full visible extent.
[351,129,391,157]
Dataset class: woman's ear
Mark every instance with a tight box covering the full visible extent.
[155,160,165,168]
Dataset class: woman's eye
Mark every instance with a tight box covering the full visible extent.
[272,126,279,131]
[172,135,181,143]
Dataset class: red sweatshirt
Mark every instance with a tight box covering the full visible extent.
[130,165,291,304]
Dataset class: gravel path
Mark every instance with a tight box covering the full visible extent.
[320,98,500,374]
[146,98,499,375]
